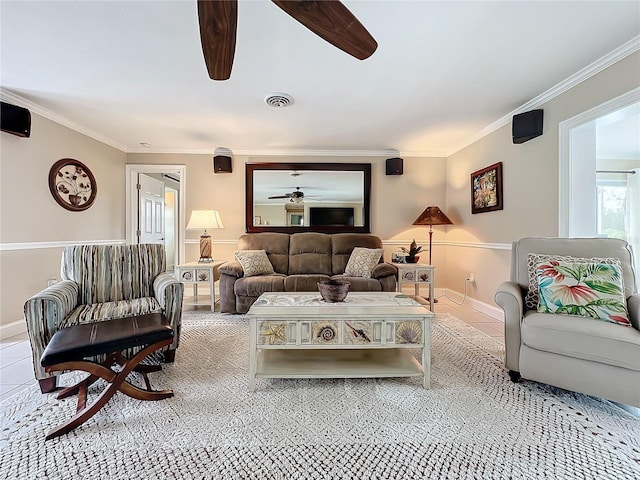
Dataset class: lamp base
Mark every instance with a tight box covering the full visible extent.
[199,233,212,263]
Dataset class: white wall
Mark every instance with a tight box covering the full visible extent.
[126,153,448,267]
[444,50,640,308]
[2,52,638,330]
[0,113,127,331]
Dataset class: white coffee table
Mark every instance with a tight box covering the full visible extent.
[247,292,434,391]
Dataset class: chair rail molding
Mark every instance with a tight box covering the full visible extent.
[383,240,511,251]
[0,239,126,251]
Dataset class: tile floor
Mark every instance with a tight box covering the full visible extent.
[0,294,505,403]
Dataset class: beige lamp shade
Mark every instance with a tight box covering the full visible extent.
[186,209,224,231]
[187,210,224,263]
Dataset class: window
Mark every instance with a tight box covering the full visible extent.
[596,177,627,240]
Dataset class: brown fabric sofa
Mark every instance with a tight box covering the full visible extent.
[219,232,397,313]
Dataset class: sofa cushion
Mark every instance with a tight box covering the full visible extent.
[284,274,331,291]
[331,275,383,291]
[63,297,162,326]
[344,247,383,278]
[288,233,332,275]
[237,233,290,274]
[235,250,276,277]
[331,234,384,275]
[536,261,630,326]
[234,274,286,297]
[521,311,640,371]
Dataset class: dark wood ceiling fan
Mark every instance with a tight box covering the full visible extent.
[197,0,378,81]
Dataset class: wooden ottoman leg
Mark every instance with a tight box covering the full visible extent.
[163,348,176,363]
[44,338,173,441]
[39,377,57,394]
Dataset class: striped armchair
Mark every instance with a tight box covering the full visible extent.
[24,244,184,393]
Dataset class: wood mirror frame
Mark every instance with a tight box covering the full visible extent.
[246,163,371,233]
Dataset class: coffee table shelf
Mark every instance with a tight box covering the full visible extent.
[256,348,423,379]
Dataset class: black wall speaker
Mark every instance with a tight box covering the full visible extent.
[385,157,403,175]
[1,101,31,138]
[512,109,543,144]
[213,155,232,173]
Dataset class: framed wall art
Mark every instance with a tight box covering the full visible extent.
[471,162,503,214]
[48,158,97,211]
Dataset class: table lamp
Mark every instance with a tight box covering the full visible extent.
[187,209,224,263]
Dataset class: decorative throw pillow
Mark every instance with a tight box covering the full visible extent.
[234,250,275,277]
[344,247,384,278]
[536,261,630,326]
[525,254,621,310]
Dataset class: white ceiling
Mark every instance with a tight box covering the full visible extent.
[597,104,640,160]
[1,1,639,157]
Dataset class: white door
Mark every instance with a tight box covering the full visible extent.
[164,187,178,270]
[138,173,165,244]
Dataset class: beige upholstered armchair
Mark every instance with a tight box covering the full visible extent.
[495,237,640,407]
[24,244,184,393]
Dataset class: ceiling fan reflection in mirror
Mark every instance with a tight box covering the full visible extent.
[267,187,322,203]
[197,0,378,80]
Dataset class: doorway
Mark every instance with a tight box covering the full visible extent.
[559,88,640,276]
[125,164,187,269]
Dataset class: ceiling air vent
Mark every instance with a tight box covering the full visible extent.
[264,93,294,108]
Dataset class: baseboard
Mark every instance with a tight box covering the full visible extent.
[0,319,26,340]
[439,288,504,321]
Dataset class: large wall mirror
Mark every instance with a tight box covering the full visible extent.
[246,163,371,233]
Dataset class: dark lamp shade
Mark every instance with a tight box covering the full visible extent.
[412,206,453,226]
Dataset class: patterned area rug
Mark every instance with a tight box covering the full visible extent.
[1,312,638,479]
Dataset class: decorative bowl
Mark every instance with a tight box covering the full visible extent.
[317,279,350,302]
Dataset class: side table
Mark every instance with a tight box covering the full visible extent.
[175,260,224,312]
[395,263,435,311]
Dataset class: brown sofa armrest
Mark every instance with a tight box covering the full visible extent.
[371,262,397,279]
[219,261,244,278]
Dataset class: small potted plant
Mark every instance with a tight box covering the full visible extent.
[401,239,422,263]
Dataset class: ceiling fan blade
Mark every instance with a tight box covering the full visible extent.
[198,0,238,80]
[268,194,292,199]
[272,0,377,60]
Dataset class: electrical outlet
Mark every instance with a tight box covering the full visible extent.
[468,273,475,283]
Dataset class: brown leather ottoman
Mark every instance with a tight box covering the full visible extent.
[40,313,174,440]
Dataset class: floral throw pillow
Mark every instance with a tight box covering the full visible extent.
[344,247,384,278]
[525,253,621,310]
[235,250,275,277]
[536,260,630,326]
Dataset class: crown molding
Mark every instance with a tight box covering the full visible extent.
[242,149,401,157]
[397,150,447,158]
[128,147,404,157]
[447,35,640,157]
[0,89,128,152]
